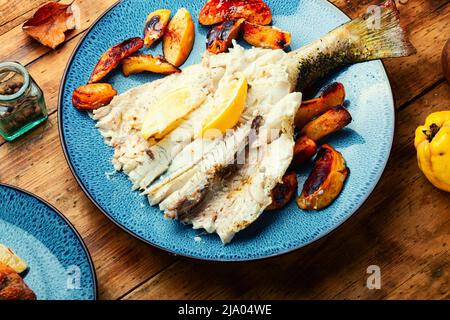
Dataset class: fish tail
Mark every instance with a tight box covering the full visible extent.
[289,0,416,93]
[343,0,416,60]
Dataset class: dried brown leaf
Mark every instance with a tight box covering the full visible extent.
[23,2,76,49]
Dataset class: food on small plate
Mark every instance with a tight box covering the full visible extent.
[163,8,195,67]
[291,136,318,169]
[141,87,207,140]
[297,144,349,210]
[143,9,171,48]
[207,19,245,54]
[122,54,181,76]
[72,83,117,110]
[199,0,272,26]
[414,111,450,192]
[93,0,414,243]
[22,2,76,49]
[0,244,28,274]
[301,106,352,141]
[196,73,247,139]
[0,244,35,301]
[0,262,36,300]
[242,21,291,50]
[267,172,298,210]
[89,37,144,83]
[295,82,346,128]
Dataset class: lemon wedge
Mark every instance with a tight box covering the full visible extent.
[142,88,206,140]
[0,244,28,273]
[197,74,248,139]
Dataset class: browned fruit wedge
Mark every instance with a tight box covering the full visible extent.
[295,82,346,128]
[72,83,117,110]
[300,106,352,141]
[89,37,144,83]
[297,144,349,210]
[199,0,272,26]
[242,21,291,49]
[122,54,181,76]
[291,136,318,169]
[143,9,171,48]
[163,8,195,67]
[207,19,245,54]
[267,172,298,211]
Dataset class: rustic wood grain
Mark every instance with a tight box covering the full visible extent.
[0,0,448,300]
[0,0,55,36]
[124,82,450,300]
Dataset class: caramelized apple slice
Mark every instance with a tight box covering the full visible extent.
[89,37,144,83]
[291,136,318,169]
[207,19,245,54]
[242,21,291,49]
[297,144,349,210]
[199,0,272,26]
[163,8,195,67]
[301,106,352,141]
[267,172,298,211]
[143,9,171,48]
[72,83,117,110]
[122,54,181,76]
[295,82,346,128]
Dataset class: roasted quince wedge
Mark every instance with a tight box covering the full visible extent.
[207,19,245,54]
[295,82,346,128]
[267,172,298,211]
[122,54,181,76]
[242,21,291,50]
[72,83,117,110]
[199,0,272,26]
[89,37,144,83]
[301,106,352,141]
[163,8,195,67]
[143,9,171,48]
[291,135,318,169]
[297,144,349,210]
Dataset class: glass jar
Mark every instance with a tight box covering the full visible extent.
[0,61,48,141]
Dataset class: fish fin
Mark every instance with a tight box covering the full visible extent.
[289,0,416,93]
[344,0,416,60]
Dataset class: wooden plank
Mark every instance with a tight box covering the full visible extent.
[0,0,55,36]
[386,251,450,299]
[123,83,450,300]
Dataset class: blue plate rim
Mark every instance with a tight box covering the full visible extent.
[57,0,395,262]
[0,183,98,299]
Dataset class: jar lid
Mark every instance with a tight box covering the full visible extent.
[0,61,31,102]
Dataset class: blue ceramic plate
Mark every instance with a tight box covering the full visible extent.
[0,184,97,299]
[59,0,394,261]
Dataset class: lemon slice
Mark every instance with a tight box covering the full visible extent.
[0,244,28,273]
[197,73,248,139]
[142,87,206,140]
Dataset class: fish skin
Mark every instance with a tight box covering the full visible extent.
[180,93,301,243]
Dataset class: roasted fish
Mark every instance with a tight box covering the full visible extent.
[94,0,415,243]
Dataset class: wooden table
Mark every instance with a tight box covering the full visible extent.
[0,0,449,300]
